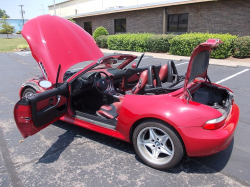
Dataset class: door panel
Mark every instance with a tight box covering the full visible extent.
[14,83,69,138]
[36,96,67,112]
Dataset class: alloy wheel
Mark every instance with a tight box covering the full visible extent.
[137,127,174,165]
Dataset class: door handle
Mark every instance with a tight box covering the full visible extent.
[38,95,61,114]
[49,98,53,104]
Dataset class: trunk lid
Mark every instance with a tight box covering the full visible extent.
[22,15,104,84]
[183,39,223,98]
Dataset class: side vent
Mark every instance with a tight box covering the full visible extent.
[39,62,48,80]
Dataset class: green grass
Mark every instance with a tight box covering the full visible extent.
[0,37,28,52]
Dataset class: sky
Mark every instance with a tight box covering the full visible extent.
[0,0,66,19]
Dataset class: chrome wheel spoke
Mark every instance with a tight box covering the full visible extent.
[159,135,169,145]
[159,146,172,156]
[152,147,160,159]
[149,128,157,140]
[140,139,154,148]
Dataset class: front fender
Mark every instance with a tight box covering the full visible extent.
[19,76,46,98]
[116,94,222,141]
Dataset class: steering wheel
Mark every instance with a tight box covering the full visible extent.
[94,71,112,94]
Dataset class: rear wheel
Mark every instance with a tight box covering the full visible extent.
[133,119,184,170]
[22,88,36,98]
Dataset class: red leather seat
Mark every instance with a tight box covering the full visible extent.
[159,64,168,81]
[97,102,122,119]
[153,64,168,85]
[97,70,149,119]
[129,70,148,94]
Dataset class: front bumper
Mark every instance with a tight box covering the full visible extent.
[177,103,240,157]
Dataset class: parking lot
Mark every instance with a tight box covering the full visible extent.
[0,51,250,187]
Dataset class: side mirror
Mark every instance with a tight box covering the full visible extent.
[111,60,117,64]
[39,80,52,89]
[131,62,137,69]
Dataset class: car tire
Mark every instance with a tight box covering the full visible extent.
[22,88,37,97]
[133,119,184,170]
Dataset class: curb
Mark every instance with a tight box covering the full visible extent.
[100,49,250,68]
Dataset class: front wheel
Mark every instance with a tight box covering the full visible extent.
[133,119,184,170]
[22,88,36,98]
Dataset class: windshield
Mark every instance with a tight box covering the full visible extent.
[93,54,137,70]
[93,57,128,69]
[66,54,138,83]
[63,60,95,82]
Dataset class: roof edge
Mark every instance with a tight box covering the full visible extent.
[65,0,216,19]
[48,0,73,7]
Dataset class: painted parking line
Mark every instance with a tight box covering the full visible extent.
[176,62,189,66]
[14,51,31,56]
[135,57,149,60]
[216,69,249,84]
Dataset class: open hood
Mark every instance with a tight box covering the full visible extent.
[22,15,104,84]
[184,39,223,96]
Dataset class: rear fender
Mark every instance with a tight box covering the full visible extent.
[116,94,223,142]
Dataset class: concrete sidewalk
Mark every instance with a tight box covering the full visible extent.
[101,48,250,68]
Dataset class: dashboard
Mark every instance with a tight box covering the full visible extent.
[71,71,97,96]
[70,68,139,96]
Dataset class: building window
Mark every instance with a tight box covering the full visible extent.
[84,22,92,35]
[75,9,77,15]
[114,18,126,33]
[168,13,188,32]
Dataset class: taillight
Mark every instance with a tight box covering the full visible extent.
[203,117,226,130]
[231,94,235,105]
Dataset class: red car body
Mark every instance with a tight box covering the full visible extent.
[14,15,239,168]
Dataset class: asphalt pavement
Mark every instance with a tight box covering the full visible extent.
[0,51,249,187]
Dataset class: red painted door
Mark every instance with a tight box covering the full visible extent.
[14,84,69,138]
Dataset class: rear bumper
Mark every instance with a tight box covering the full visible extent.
[177,103,239,157]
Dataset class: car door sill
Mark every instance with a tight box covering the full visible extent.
[74,110,117,130]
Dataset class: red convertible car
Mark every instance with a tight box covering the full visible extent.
[14,15,239,170]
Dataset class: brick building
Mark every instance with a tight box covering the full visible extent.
[65,0,250,36]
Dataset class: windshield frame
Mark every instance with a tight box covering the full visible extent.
[67,54,137,84]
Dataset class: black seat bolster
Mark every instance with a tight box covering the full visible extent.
[98,104,118,118]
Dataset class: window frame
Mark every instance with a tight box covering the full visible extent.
[114,18,126,34]
[167,13,188,33]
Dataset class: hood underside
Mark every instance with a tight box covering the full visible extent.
[22,15,104,84]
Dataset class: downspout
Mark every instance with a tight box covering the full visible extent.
[163,8,167,34]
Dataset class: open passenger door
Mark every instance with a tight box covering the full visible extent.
[14,83,69,138]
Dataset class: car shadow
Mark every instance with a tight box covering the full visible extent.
[37,120,234,174]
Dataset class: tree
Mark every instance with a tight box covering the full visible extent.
[0,9,10,18]
[0,15,14,38]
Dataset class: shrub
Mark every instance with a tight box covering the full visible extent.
[68,18,76,23]
[96,35,109,48]
[93,26,109,40]
[107,33,154,52]
[232,36,250,58]
[169,33,238,59]
[17,44,29,50]
[16,31,21,34]
[146,34,176,53]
